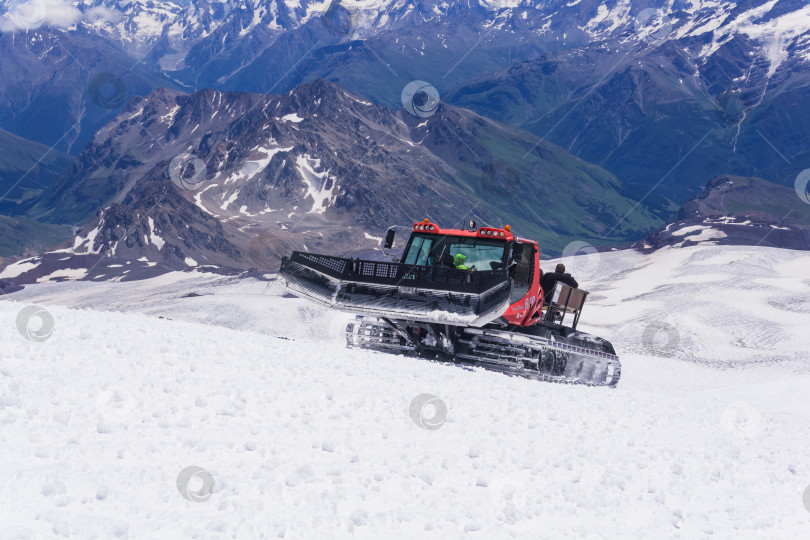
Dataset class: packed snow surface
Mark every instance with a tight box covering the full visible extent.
[1,246,809,538]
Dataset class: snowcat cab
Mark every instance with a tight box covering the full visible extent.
[278,219,534,327]
[277,219,620,386]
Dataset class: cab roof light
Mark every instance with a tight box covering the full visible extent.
[504,225,511,232]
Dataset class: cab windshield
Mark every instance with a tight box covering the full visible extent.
[402,234,508,271]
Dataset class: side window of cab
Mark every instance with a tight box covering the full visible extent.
[510,242,535,304]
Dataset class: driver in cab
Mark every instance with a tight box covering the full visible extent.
[454,253,476,271]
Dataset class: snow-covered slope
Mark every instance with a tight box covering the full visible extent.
[1,245,809,538]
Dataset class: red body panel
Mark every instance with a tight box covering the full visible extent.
[502,242,544,327]
[411,219,515,242]
[411,219,544,328]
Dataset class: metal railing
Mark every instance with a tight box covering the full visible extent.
[288,251,508,294]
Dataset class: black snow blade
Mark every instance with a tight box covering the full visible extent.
[278,251,513,326]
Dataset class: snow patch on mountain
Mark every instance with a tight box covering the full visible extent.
[147,216,165,251]
[244,145,294,179]
[295,154,336,214]
[223,145,293,186]
[36,267,89,282]
[479,0,522,9]
[0,258,39,279]
[581,0,631,39]
[281,113,304,123]
[159,105,181,124]
[72,215,104,254]
[220,189,240,211]
[670,225,728,245]
[736,3,810,76]
[193,184,220,217]
[364,232,383,245]
[684,0,810,76]
[99,0,180,50]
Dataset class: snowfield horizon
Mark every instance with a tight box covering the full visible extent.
[2,244,809,538]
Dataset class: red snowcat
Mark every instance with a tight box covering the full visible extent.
[278,219,620,386]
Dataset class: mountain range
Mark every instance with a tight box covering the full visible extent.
[31,79,659,269]
[2,80,806,290]
[4,0,810,197]
[1,0,808,278]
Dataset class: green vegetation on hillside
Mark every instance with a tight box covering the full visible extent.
[0,128,73,214]
[0,214,72,257]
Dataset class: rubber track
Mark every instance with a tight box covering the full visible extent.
[347,320,621,387]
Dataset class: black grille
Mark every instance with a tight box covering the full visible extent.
[289,251,507,294]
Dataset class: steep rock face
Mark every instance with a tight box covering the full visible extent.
[70,177,241,268]
[634,175,810,251]
[31,79,659,271]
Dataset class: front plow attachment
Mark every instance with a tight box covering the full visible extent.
[278,252,513,327]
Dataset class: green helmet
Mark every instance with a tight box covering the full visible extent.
[454,253,468,269]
